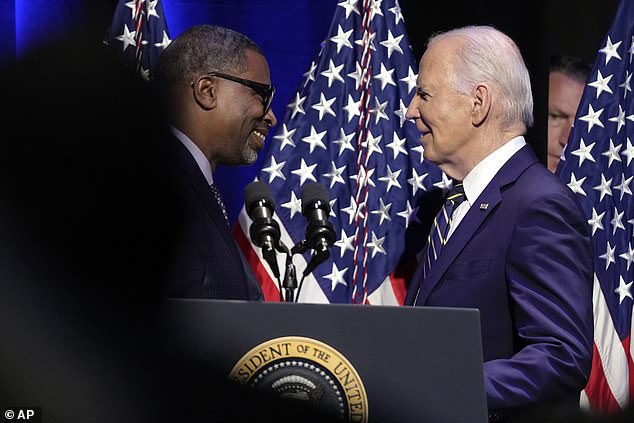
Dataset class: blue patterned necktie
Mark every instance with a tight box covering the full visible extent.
[410,182,466,304]
[210,183,230,226]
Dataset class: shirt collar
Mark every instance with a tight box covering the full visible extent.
[461,136,526,205]
[170,125,214,185]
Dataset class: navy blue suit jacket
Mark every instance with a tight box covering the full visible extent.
[164,135,263,300]
[406,145,593,411]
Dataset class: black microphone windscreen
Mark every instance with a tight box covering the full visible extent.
[301,182,330,212]
[244,181,275,211]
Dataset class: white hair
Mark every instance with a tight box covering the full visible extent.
[428,25,534,130]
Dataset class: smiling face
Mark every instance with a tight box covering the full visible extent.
[214,49,277,166]
[405,38,475,176]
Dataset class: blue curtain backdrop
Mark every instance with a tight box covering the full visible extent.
[2,0,338,222]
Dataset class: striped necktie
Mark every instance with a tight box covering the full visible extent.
[210,183,230,226]
[409,182,466,304]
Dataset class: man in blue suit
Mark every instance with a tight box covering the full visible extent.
[153,25,277,300]
[404,26,593,419]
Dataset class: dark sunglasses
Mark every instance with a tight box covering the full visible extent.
[205,71,275,117]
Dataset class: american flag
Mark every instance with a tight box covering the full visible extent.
[556,0,634,414]
[235,0,446,304]
[103,0,171,81]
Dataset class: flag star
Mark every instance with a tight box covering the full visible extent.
[324,263,349,291]
[630,35,634,63]
[614,276,633,305]
[288,93,306,119]
[621,137,634,166]
[301,126,328,153]
[323,161,346,188]
[593,174,613,201]
[608,105,626,133]
[334,229,355,258]
[303,61,317,83]
[578,104,605,132]
[571,138,596,166]
[361,132,383,162]
[433,173,453,190]
[330,25,353,54]
[615,173,633,200]
[386,131,408,159]
[599,241,616,270]
[373,63,396,90]
[378,165,402,192]
[343,94,361,123]
[341,196,365,224]
[347,62,364,90]
[153,30,171,49]
[273,123,297,150]
[329,198,337,218]
[146,0,159,19]
[261,156,286,183]
[400,67,417,93]
[369,0,384,20]
[388,2,404,24]
[599,36,622,65]
[371,198,392,225]
[366,231,386,258]
[355,31,377,51]
[311,93,337,120]
[412,145,425,164]
[601,139,622,167]
[139,67,150,81]
[125,0,143,19]
[321,59,345,87]
[408,168,428,196]
[380,30,404,58]
[619,243,634,270]
[370,96,389,124]
[611,207,625,235]
[587,207,605,236]
[333,128,356,157]
[619,70,632,98]
[393,99,410,126]
[337,0,360,19]
[291,159,318,185]
[115,24,137,52]
[567,172,587,196]
[350,166,376,188]
[397,200,419,229]
[588,70,614,98]
[281,191,303,219]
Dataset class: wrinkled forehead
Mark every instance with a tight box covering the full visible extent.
[417,39,460,87]
[242,49,272,84]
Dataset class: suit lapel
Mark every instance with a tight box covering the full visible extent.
[415,144,538,305]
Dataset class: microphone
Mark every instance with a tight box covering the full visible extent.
[244,181,282,278]
[300,182,336,276]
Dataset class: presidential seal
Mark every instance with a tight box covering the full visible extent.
[229,336,368,422]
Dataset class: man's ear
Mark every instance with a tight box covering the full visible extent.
[472,84,490,126]
[191,75,217,110]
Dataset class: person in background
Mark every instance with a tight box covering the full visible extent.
[404,26,593,421]
[152,25,278,300]
[547,55,593,172]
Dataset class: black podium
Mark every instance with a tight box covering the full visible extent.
[162,299,487,423]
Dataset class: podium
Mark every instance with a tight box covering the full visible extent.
[162,299,487,423]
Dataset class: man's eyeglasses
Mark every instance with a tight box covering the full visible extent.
[200,72,275,117]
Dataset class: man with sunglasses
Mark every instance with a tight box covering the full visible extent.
[153,25,277,300]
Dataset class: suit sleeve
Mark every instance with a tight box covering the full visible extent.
[484,191,594,410]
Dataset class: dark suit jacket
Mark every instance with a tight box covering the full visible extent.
[406,145,593,411]
[164,135,263,300]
